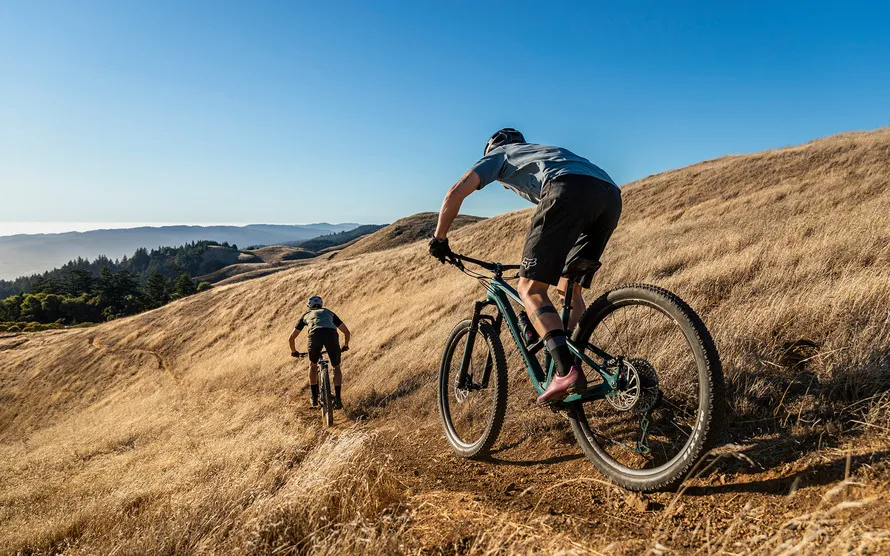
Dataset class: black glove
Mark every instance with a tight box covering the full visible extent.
[341,345,349,352]
[428,237,452,261]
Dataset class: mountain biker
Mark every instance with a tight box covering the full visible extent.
[289,295,351,409]
[430,128,622,404]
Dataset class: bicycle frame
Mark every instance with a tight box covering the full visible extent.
[457,264,621,404]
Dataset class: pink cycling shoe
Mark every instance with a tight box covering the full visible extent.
[537,365,587,404]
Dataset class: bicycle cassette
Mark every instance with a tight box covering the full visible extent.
[606,358,660,413]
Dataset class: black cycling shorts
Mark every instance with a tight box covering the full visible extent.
[307,328,341,366]
[519,174,622,288]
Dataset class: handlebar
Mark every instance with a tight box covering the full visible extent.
[292,346,348,358]
[446,252,521,274]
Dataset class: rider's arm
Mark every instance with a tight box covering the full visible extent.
[338,323,350,347]
[434,170,481,239]
[289,328,301,352]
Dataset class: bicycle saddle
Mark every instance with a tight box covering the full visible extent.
[562,258,601,277]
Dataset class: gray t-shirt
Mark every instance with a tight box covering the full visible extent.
[469,143,616,204]
[295,308,342,333]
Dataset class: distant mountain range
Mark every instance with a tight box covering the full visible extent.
[0,223,359,280]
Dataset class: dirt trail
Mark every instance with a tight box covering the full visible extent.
[5,128,890,553]
[87,335,177,380]
[323,390,890,551]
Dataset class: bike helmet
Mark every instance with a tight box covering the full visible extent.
[484,127,525,155]
[307,295,323,308]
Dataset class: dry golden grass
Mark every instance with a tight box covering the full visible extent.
[2,128,890,554]
[336,212,483,258]
[246,245,314,264]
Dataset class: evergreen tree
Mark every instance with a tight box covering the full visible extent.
[0,295,22,322]
[20,295,44,322]
[130,247,151,273]
[143,271,170,308]
[97,268,142,317]
[65,269,94,297]
[171,273,197,300]
[41,294,63,323]
[61,295,100,324]
[30,277,65,295]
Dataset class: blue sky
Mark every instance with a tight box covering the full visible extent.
[2,1,889,228]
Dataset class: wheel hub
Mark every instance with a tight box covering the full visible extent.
[606,358,660,413]
[454,378,469,402]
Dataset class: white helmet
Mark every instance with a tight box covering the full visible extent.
[307,295,323,308]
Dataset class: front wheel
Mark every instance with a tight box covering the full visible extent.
[568,284,724,491]
[438,319,508,458]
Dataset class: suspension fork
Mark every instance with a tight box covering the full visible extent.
[480,311,501,388]
[457,300,492,389]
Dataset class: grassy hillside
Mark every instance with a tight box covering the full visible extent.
[288,224,387,252]
[337,212,483,258]
[198,217,472,285]
[245,245,316,264]
[193,246,318,285]
[2,129,890,553]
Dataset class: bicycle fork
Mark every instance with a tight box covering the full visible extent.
[457,300,496,390]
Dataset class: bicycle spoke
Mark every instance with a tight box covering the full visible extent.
[575,300,702,471]
[445,331,497,447]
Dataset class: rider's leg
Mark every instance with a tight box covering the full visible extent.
[325,331,343,405]
[518,277,573,378]
[308,362,319,404]
[307,333,326,405]
[557,278,585,331]
[309,362,319,384]
[519,176,621,402]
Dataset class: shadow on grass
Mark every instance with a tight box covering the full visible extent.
[347,373,427,420]
[488,452,585,467]
[683,446,890,496]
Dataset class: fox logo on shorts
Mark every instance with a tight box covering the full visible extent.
[521,257,537,269]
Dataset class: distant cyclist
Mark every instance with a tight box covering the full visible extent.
[289,295,351,409]
[430,128,622,404]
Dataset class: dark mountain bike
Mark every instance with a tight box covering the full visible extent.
[295,351,335,427]
[437,252,725,491]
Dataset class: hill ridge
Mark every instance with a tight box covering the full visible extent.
[3,127,890,553]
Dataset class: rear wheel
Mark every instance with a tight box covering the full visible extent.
[568,284,724,491]
[320,364,334,427]
[438,319,508,458]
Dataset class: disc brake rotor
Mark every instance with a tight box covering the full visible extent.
[606,358,660,413]
[454,377,470,403]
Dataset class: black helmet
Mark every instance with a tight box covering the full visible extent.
[484,128,525,155]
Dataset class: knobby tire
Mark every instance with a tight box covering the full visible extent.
[438,320,508,458]
[567,284,725,491]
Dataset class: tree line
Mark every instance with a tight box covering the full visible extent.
[0,241,224,330]
[0,240,235,298]
[279,224,384,252]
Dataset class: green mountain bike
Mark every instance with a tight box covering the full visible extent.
[437,252,725,491]
[295,351,335,427]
